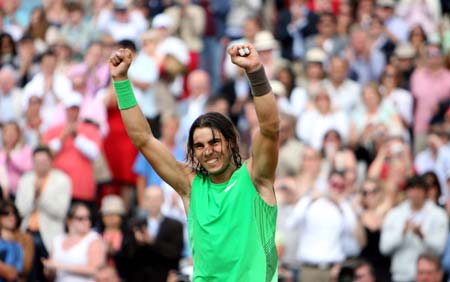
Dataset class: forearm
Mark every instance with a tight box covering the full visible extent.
[113,79,155,148]
[0,261,18,280]
[246,66,279,137]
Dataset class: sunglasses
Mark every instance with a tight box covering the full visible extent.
[362,188,379,197]
[72,215,90,221]
[0,210,14,216]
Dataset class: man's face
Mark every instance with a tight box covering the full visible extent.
[417,259,443,282]
[407,187,427,207]
[354,265,375,282]
[193,127,233,178]
[143,188,164,216]
[33,151,52,176]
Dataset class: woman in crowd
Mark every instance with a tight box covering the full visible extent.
[0,121,33,198]
[356,178,392,282]
[0,200,34,282]
[43,203,106,282]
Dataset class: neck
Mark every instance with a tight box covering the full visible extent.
[1,228,15,240]
[150,212,161,220]
[331,79,343,87]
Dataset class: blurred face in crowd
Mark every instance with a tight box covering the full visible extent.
[243,18,261,42]
[68,205,91,235]
[33,150,53,176]
[425,45,443,70]
[381,64,400,89]
[417,258,443,282]
[0,206,17,231]
[407,186,427,209]
[306,62,324,80]
[66,106,80,123]
[329,57,348,83]
[314,90,331,114]
[277,67,294,91]
[362,85,382,112]
[354,264,376,282]
[188,70,210,98]
[143,187,164,217]
[85,43,103,69]
[161,115,180,143]
[0,67,16,94]
[351,30,368,54]
[2,122,20,148]
[328,172,346,193]
[318,14,335,37]
[40,54,57,76]
[375,5,393,21]
[424,174,440,204]
[279,115,294,145]
[409,25,427,48]
[26,96,42,117]
[361,180,381,210]
[301,147,321,175]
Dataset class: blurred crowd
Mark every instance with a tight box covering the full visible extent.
[0,0,450,281]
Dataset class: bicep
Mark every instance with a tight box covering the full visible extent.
[88,239,106,269]
[139,138,192,196]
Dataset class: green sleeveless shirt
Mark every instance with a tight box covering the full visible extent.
[188,163,278,282]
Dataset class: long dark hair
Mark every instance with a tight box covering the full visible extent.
[186,112,242,178]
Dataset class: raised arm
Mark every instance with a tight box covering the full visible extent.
[109,49,192,197]
[228,44,280,205]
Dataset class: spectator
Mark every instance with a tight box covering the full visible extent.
[96,0,148,44]
[43,203,106,282]
[0,33,17,68]
[0,200,33,282]
[416,253,444,282]
[408,25,428,62]
[58,2,98,54]
[98,195,125,266]
[414,132,450,202]
[0,66,23,123]
[116,187,184,282]
[0,235,23,282]
[164,0,206,70]
[380,175,448,282]
[300,47,327,96]
[305,12,347,57]
[345,25,386,85]
[392,43,417,90]
[276,112,304,177]
[15,145,72,282]
[353,259,376,282]
[252,30,282,80]
[15,35,40,88]
[323,56,362,113]
[296,87,349,150]
[128,31,161,138]
[374,0,410,43]
[411,43,450,153]
[0,121,33,198]
[43,92,102,208]
[422,171,443,206]
[274,0,318,60]
[23,49,72,125]
[379,63,414,132]
[286,170,357,282]
[24,7,49,44]
[369,15,397,63]
[397,0,442,35]
[356,178,393,282]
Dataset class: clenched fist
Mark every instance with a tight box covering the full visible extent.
[227,44,262,73]
[109,48,134,81]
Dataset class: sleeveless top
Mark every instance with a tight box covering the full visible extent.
[53,231,99,282]
[188,163,278,282]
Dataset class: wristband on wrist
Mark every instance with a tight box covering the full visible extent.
[246,66,272,97]
[113,79,138,110]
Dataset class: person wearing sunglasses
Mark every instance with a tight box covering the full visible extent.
[356,178,392,282]
[42,203,106,282]
[286,170,357,282]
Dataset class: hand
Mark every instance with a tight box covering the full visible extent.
[42,258,57,271]
[109,48,133,81]
[227,44,262,73]
[133,228,153,245]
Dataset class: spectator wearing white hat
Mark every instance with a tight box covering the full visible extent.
[99,195,125,265]
[42,92,102,208]
[253,30,282,80]
[392,43,417,90]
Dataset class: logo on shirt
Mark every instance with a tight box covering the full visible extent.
[224,180,237,192]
